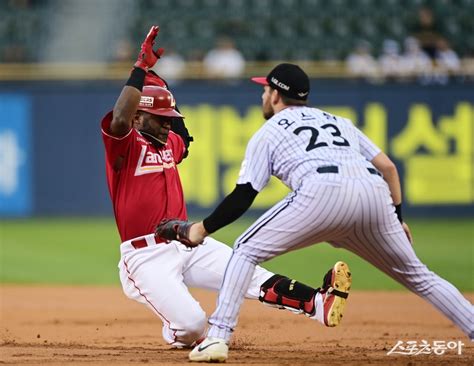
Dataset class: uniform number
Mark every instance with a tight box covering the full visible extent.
[293,123,350,152]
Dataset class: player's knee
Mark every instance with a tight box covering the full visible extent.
[405,277,434,295]
[177,312,207,345]
[397,265,436,295]
[233,244,264,264]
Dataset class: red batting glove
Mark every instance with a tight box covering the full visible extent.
[134,26,165,71]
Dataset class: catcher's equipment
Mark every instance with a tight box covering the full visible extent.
[155,219,199,247]
[134,25,164,71]
[138,86,183,118]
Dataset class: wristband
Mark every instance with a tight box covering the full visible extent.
[395,203,403,223]
[125,67,146,91]
[202,218,214,235]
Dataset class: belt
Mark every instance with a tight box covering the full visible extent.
[317,166,382,177]
[130,234,165,249]
[316,166,338,174]
[367,168,383,177]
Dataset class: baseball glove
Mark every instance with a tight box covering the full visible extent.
[155,218,199,248]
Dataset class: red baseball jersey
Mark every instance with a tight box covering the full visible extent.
[101,111,187,242]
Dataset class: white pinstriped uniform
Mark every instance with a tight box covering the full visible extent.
[207,106,473,341]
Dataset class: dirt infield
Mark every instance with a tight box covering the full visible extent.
[1,286,472,365]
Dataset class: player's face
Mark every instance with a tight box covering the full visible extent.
[262,86,274,120]
[137,112,172,144]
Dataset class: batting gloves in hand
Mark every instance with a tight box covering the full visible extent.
[134,25,164,71]
[155,218,201,248]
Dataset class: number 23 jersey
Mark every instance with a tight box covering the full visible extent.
[237,106,382,192]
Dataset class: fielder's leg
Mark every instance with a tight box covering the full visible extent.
[190,183,356,362]
[182,236,273,298]
[345,231,473,339]
[205,184,355,340]
[183,236,334,322]
[338,182,474,339]
[189,247,256,362]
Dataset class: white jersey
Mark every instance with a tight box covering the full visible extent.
[208,107,473,344]
[237,106,381,191]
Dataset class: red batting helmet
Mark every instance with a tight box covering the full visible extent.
[137,86,184,118]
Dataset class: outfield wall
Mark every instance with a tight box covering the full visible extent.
[0,80,472,217]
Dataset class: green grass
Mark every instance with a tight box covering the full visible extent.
[1,217,473,290]
[0,217,122,285]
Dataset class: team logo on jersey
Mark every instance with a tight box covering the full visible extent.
[300,112,315,121]
[134,145,175,176]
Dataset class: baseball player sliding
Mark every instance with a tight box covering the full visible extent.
[158,63,474,362]
[101,27,352,349]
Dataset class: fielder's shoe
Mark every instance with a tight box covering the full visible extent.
[188,336,228,362]
[312,261,352,327]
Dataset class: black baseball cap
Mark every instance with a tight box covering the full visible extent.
[251,63,310,101]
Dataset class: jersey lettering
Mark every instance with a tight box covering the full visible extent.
[323,111,337,122]
[161,149,173,163]
[145,151,161,164]
[293,126,328,151]
[321,123,350,147]
[293,124,350,151]
[135,145,175,176]
[277,118,296,130]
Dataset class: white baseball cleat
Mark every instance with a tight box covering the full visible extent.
[188,336,228,363]
[311,261,352,327]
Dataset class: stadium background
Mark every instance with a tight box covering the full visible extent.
[0,0,472,289]
[1,1,473,364]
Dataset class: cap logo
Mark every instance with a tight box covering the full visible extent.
[271,77,290,91]
[298,91,309,97]
[139,96,154,107]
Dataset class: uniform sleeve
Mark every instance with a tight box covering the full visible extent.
[356,128,381,161]
[236,129,272,192]
[101,111,134,165]
[168,131,186,164]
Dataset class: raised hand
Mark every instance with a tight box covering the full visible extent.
[134,25,165,71]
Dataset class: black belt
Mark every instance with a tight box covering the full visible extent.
[316,166,339,174]
[367,168,382,177]
[317,166,382,177]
